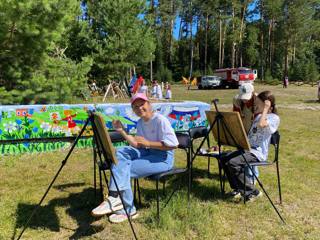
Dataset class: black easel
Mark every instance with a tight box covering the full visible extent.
[15,112,138,240]
[191,99,285,224]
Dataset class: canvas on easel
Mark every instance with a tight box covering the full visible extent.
[205,110,250,150]
[92,113,118,164]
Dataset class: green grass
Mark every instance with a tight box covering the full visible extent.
[1,83,320,239]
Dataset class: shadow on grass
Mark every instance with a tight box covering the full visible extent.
[191,167,222,181]
[12,186,105,240]
[303,99,320,103]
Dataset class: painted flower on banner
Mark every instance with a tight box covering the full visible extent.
[40,122,51,132]
[129,127,137,134]
[50,112,61,120]
[4,121,17,133]
[105,107,114,115]
[16,119,23,125]
[52,126,61,134]
[65,130,72,137]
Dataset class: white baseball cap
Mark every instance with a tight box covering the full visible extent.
[238,83,254,100]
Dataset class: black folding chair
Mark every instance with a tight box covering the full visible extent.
[95,131,192,220]
[133,132,192,220]
[243,131,282,204]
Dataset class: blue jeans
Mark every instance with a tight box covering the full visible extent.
[245,166,259,184]
[109,146,174,213]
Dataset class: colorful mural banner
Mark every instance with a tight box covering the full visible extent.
[0,101,210,155]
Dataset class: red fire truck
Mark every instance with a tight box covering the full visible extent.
[214,67,257,88]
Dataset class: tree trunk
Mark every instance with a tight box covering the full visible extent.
[150,59,153,82]
[284,38,289,79]
[259,0,264,81]
[231,7,236,68]
[221,22,226,68]
[205,12,209,75]
[268,19,272,70]
[168,0,174,66]
[292,44,296,65]
[219,13,222,68]
[238,1,248,67]
[189,1,193,78]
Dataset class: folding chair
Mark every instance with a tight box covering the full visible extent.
[133,132,192,220]
[243,131,282,204]
[188,126,211,177]
[188,126,226,193]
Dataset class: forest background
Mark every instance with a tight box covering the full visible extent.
[1,0,320,104]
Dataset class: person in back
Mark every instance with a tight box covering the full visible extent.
[233,83,260,183]
[151,80,163,99]
[137,80,148,96]
[164,82,172,100]
[233,83,257,134]
[222,91,280,202]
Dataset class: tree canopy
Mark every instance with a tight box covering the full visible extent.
[0,0,319,104]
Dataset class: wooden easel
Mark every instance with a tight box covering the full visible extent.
[103,81,128,101]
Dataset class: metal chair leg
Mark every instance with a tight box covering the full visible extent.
[276,162,282,204]
[188,149,191,203]
[99,167,103,201]
[208,156,211,177]
[156,180,160,221]
[137,179,141,206]
[207,137,210,177]
[133,179,137,204]
[94,148,97,199]
[243,169,246,204]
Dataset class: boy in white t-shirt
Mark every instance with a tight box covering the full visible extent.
[91,93,178,223]
[151,80,163,99]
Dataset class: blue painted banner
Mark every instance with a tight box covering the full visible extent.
[0,101,210,155]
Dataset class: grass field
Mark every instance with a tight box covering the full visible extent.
[1,83,320,240]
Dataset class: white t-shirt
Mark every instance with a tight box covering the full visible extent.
[248,113,280,161]
[152,84,163,99]
[136,113,178,147]
[165,89,172,99]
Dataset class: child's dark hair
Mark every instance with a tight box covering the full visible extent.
[257,91,278,114]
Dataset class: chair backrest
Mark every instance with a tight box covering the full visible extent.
[188,126,210,155]
[188,126,208,140]
[109,131,126,143]
[270,131,280,163]
[175,132,192,150]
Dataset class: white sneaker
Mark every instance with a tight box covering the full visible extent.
[245,190,263,202]
[91,196,123,217]
[109,210,139,223]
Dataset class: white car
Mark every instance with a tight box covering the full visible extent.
[198,75,222,89]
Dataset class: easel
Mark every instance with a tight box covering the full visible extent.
[103,81,128,101]
[15,112,138,240]
[191,99,285,223]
